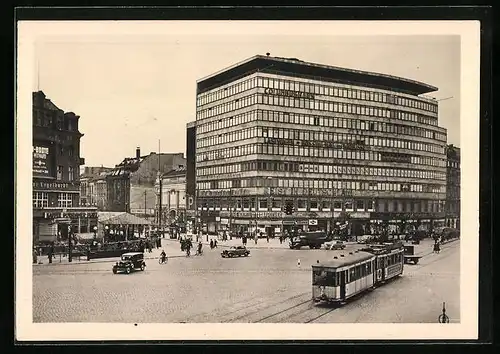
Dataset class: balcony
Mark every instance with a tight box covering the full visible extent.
[79,157,85,165]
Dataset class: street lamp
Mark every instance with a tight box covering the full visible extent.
[93,226,98,239]
[104,225,109,243]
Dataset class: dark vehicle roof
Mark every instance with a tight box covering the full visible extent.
[313,251,375,269]
[122,252,143,257]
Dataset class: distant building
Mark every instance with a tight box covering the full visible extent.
[32,91,97,243]
[445,144,460,229]
[80,166,113,208]
[106,147,186,222]
[155,166,187,227]
[185,121,197,222]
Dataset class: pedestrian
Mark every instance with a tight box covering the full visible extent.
[210,239,214,249]
[48,243,54,264]
[279,235,283,244]
[214,239,218,248]
[33,247,38,264]
[242,235,247,246]
[436,241,441,254]
[266,233,269,243]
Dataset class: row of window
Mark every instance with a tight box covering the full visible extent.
[56,165,76,181]
[198,110,446,142]
[447,161,460,168]
[197,75,438,114]
[196,143,447,168]
[382,252,404,268]
[197,126,445,155]
[33,192,73,208]
[33,110,76,131]
[197,161,446,181]
[197,93,438,127]
[197,178,445,194]
[196,197,445,214]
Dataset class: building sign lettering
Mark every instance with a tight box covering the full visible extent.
[264,137,367,150]
[267,187,353,197]
[33,145,50,176]
[33,180,79,191]
[264,88,315,100]
[380,152,412,164]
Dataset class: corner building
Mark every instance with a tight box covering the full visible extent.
[195,55,448,236]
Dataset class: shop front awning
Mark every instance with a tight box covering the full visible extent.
[98,212,151,225]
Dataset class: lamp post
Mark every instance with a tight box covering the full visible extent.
[67,225,73,263]
[93,226,97,240]
[104,225,109,243]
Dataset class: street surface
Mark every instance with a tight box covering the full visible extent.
[33,238,460,323]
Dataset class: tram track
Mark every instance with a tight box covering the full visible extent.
[223,291,311,323]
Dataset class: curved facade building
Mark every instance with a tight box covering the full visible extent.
[194,55,447,236]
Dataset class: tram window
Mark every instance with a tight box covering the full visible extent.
[349,268,355,282]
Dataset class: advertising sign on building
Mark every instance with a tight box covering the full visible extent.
[33,145,51,177]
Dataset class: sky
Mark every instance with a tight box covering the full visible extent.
[34,32,461,168]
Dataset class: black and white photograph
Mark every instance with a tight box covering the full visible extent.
[16,20,480,341]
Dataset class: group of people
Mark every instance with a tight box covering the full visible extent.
[180,237,203,256]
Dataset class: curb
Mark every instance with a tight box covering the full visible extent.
[34,254,188,267]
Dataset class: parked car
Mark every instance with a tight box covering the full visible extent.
[112,252,146,274]
[324,240,346,250]
[221,246,250,258]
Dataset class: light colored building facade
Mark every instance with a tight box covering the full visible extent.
[80,166,113,209]
[194,55,448,236]
[155,167,187,227]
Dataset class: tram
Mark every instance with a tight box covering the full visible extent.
[312,242,404,304]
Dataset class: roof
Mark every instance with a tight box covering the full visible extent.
[161,167,186,178]
[313,251,375,269]
[122,252,143,257]
[98,212,151,225]
[197,55,438,96]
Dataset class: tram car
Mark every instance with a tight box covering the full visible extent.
[312,242,404,304]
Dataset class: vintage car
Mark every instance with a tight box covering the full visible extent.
[324,240,346,250]
[112,252,146,274]
[221,246,250,258]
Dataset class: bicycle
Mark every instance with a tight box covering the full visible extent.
[158,256,168,264]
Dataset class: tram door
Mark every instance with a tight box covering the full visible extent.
[339,270,346,299]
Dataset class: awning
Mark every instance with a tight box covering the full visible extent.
[98,212,151,225]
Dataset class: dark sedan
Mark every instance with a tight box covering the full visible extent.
[221,246,250,258]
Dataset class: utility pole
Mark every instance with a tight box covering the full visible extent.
[158,139,163,237]
[144,190,147,221]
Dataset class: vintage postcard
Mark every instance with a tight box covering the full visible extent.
[16,20,480,341]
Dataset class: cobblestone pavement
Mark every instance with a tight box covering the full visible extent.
[33,239,459,323]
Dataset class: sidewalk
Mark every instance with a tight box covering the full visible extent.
[33,240,186,266]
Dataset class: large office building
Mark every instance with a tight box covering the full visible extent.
[194,55,448,236]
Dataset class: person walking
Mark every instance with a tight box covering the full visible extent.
[214,239,218,248]
[33,247,38,264]
[210,239,214,249]
[242,235,247,246]
[266,233,270,243]
[48,243,54,264]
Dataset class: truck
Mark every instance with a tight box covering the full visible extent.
[289,231,331,250]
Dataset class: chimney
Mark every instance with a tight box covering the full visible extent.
[136,147,140,159]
